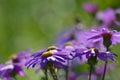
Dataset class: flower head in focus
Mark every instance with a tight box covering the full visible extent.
[26,46,71,69]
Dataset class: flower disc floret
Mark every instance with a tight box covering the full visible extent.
[90,48,99,54]
[47,46,57,51]
[42,51,53,58]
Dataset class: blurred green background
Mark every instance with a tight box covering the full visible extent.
[1,0,120,62]
[0,0,120,80]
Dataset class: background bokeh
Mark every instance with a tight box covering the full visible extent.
[0,0,120,80]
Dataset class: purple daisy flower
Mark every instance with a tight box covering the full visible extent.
[83,48,117,62]
[83,2,98,13]
[26,46,71,69]
[88,28,120,47]
[96,8,120,26]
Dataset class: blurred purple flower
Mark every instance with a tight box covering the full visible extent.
[88,28,120,46]
[0,49,31,80]
[0,64,25,80]
[83,2,98,13]
[11,49,31,67]
[76,73,97,80]
[61,42,76,59]
[55,27,81,45]
[96,8,120,26]
[96,63,116,75]
[68,72,77,80]
[75,29,106,51]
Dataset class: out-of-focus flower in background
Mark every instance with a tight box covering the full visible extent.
[0,50,31,80]
[83,2,99,13]
[88,28,120,46]
[96,8,120,26]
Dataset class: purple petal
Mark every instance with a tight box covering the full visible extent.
[41,59,48,67]
[98,53,107,61]
[98,52,117,61]
[53,55,66,62]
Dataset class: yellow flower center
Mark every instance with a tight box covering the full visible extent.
[90,48,99,54]
[9,54,16,59]
[47,46,57,51]
[42,51,53,57]
[65,42,73,46]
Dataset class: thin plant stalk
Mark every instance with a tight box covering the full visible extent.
[102,61,108,80]
[102,47,109,80]
[88,64,93,80]
[66,60,71,80]
[44,69,48,80]
[49,64,58,80]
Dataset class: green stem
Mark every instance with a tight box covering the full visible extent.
[66,60,71,80]
[13,76,17,80]
[102,61,108,80]
[102,47,109,80]
[49,64,58,80]
[44,68,48,80]
[88,65,93,80]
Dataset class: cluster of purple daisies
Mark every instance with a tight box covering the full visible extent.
[1,2,120,80]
